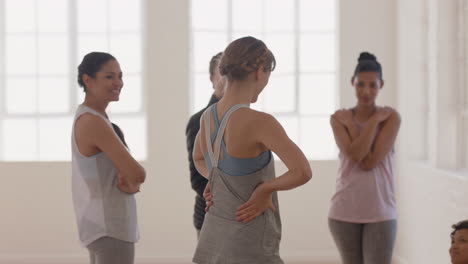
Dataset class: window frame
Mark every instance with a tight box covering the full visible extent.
[0,0,147,161]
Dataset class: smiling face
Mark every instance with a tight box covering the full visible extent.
[84,59,123,102]
[352,71,383,107]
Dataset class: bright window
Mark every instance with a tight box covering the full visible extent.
[0,0,146,161]
[190,0,338,160]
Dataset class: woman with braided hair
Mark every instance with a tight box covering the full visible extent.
[192,36,312,263]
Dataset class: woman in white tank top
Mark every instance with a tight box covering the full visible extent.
[71,52,146,264]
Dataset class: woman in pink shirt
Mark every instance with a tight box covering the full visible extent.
[328,52,401,264]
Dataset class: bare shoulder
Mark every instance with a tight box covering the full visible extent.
[384,106,401,122]
[75,113,104,128]
[75,113,112,137]
[235,109,284,136]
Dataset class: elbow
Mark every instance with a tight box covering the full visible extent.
[296,167,312,185]
[303,168,312,183]
[136,167,146,183]
[359,160,377,171]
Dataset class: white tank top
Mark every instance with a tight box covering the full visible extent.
[71,104,139,247]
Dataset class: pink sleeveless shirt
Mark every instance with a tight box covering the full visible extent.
[328,118,397,223]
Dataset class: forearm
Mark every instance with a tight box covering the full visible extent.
[346,119,379,162]
[359,152,377,170]
[261,168,311,193]
[346,122,360,140]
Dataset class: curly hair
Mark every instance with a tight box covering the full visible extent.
[451,220,468,238]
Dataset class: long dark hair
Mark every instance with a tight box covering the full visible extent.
[111,123,128,148]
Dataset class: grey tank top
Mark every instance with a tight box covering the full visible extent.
[193,104,283,264]
[203,103,271,176]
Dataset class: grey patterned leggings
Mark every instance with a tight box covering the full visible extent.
[328,218,397,264]
[87,237,135,264]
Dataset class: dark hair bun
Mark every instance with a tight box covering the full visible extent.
[358,52,377,62]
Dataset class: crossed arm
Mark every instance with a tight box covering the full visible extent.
[75,114,146,194]
[330,107,401,170]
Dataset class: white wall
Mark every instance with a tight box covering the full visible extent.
[0,0,397,263]
[395,0,468,263]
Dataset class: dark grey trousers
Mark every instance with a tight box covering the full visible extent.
[87,236,135,264]
[328,218,397,264]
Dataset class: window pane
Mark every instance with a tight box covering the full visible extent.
[38,35,69,75]
[111,116,147,160]
[191,0,227,30]
[265,34,295,74]
[110,34,142,73]
[110,0,141,32]
[108,75,142,113]
[232,0,263,32]
[193,32,227,72]
[3,119,37,161]
[39,117,72,161]
[77,34,109,60]
[5,0,36,32]
[39,77,69,113]
[263,75,295,113]
[276,116,299,143]
[300,0,336,32]
[265,0,294,32]
[38,0,68,33]
[193,73,214,113]
[300,33,336,72]
[6,35,37,75]
[251,92,265,111]
[300,116,336,160]
[76,85,86,105]
[299,73,336,115]
[6,78,37,114]
[77,0,107,33]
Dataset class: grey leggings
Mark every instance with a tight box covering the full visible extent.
[328,218,397,264]
[87,237,135,264]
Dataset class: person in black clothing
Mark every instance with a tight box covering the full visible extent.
[186,52,225,237]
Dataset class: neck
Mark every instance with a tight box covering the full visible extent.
[219,80,256,107]
[83,95,109,116]
[354,103,377,119]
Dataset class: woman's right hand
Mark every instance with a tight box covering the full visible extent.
[235,183,276,223]
[332,109,353,127]
[117,173,140,194]
[373,106,393,122]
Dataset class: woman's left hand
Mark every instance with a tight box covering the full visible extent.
[235,183,276,223]
[117,173,140,194]
[333,109,353,127]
